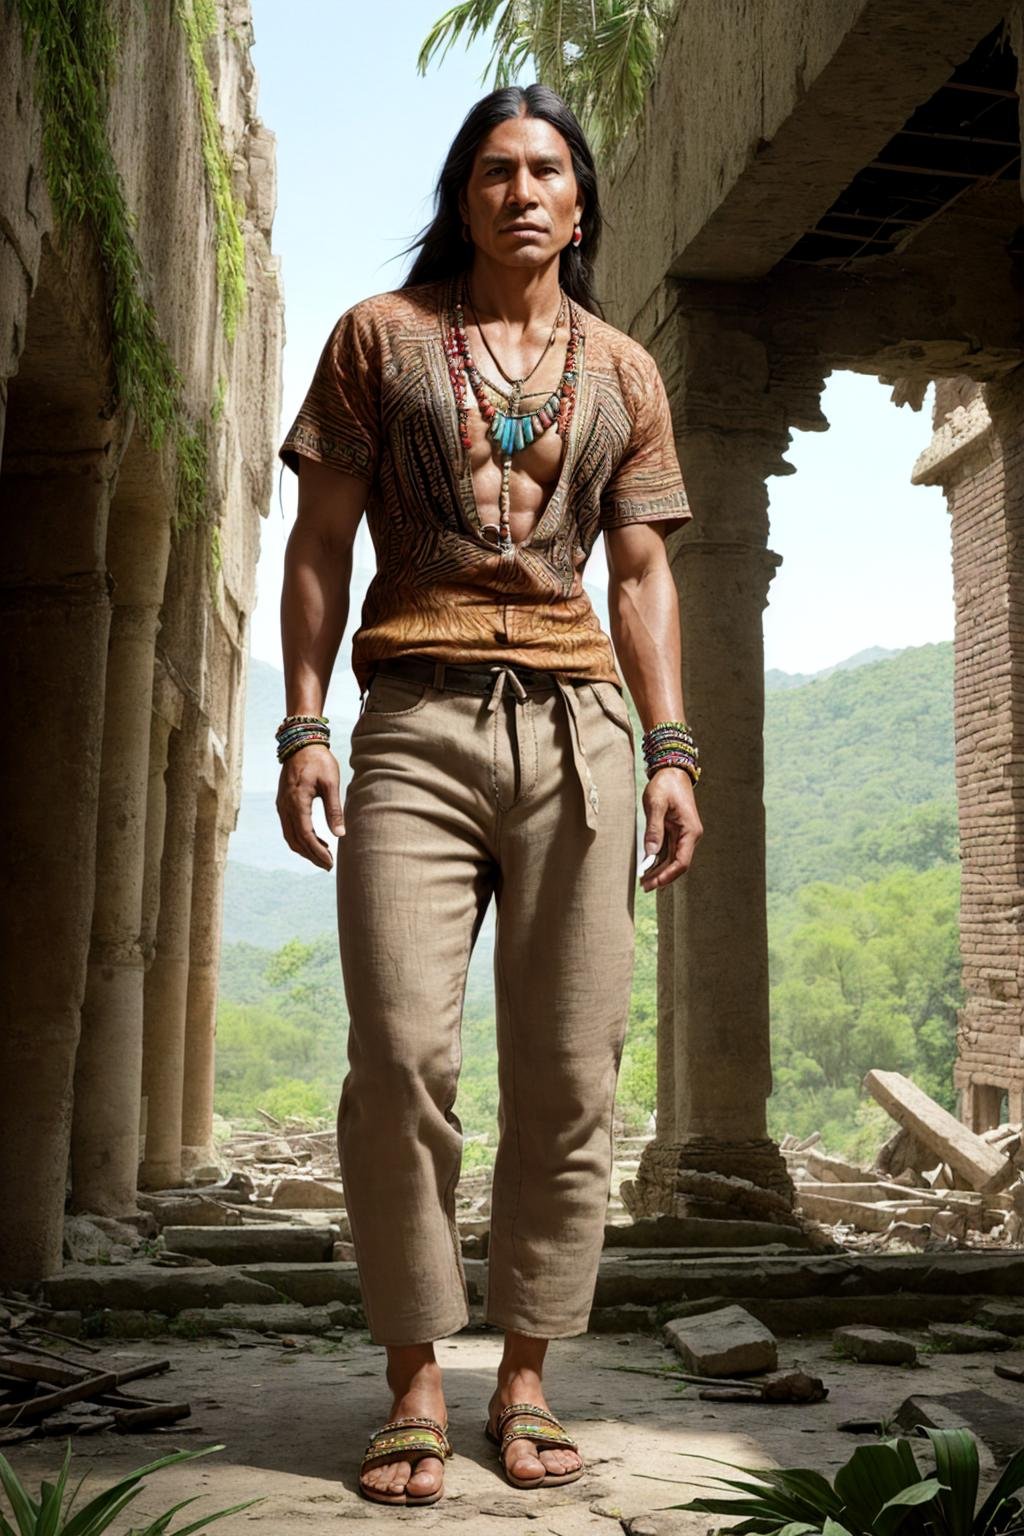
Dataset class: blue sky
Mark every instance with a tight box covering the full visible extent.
[247,0,953,701]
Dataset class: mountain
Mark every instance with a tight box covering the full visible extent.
[765,645,904,692]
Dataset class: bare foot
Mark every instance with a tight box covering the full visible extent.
[487,1368,582,1484]
[360,1351,448,1501]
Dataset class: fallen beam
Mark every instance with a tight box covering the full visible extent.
[864,1072,1016,1194]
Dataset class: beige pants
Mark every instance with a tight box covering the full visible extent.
[335,662,638,1345]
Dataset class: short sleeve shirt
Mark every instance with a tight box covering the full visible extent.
[278,277,692,691]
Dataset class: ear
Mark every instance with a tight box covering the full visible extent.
[574,196,584,226]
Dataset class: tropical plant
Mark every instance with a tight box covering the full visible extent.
[659,1428,1024,1535]
[417,0,678,159]
[0,1440,262,1535]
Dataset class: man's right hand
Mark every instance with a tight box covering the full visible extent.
[276,745,345,871]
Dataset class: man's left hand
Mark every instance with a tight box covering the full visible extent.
[639,768,702,892]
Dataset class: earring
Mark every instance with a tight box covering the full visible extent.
[571,224,583,248]
[462,222,472,243]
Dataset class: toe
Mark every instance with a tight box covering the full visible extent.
[407,1455,443,1495]
[539,1446,581,1474]
[507,1436,546,1481]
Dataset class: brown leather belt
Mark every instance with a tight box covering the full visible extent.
[371,655,593,695]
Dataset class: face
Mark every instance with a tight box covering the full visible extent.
[459,111,584,269]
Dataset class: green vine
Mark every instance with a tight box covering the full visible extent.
[176,0,247,343]
[10,0,246,535]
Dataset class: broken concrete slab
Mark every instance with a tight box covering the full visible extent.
[895,1390,1024,1466]
[804,1150,877,1184]
[975,1301,1024,1336]
[34,1264,286,1314]
[268,1178,345,1210]
[865,1071,1016,1194]
[160,1224,338,1265]
[663,1303,777,1377]
[833,1326,918,1365]
[172,1303,356,1337]
[602,1214,814,1248]
[927,1323,1014,1353]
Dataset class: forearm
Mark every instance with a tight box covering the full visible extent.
[280,520,352,716]
[607,557,687,730]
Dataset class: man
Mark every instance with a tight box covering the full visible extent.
[276,83,702,1507]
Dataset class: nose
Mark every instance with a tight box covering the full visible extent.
[506,163,537,209]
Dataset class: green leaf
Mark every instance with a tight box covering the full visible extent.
[918,1428,978,1536]
[877,1475,946,1535]
[159,1496,263,1534]
[977,1448,1024,1535]
[833,1442,923,1531]
[61,1447,227,1536]
[823,1521,855,1536]
[0,1452,41,1536]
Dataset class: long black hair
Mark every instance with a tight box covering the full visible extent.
[403,84,604,316]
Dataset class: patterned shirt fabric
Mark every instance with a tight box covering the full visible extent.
[278,276,692,691]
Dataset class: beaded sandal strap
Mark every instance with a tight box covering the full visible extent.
[361,1416,452,1468]
[496,1401,578,1454]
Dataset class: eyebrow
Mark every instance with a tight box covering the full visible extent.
[478,151,565,167]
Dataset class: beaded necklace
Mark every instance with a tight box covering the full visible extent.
[444,279,582,555]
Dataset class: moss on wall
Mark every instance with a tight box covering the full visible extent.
[10,0,247,534]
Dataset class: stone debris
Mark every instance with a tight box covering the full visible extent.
[833,1325,918,1365]
[975,1300,1024,1335]
[865,1071,1017,1193]
[663,1303,778,1377]
[927,1322,1014,1353]
[781,1077,1024,1251]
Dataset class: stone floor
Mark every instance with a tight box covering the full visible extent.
[6,1324,1024,1533]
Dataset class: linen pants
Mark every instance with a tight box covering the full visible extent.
[334,661,638,1345]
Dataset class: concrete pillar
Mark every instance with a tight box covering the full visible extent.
[181,782,231,1172]
[71,604,163,1212]
[0,449,114,1280]
[625,299,808,1225]
[71,451,172,1214]
[139,703,199,1190]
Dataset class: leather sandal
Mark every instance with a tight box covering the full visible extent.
[484,1400,584,1488]
[357,1413,453,1505]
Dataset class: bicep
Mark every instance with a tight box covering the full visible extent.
[604,519,671,584]
[295,455,368,555]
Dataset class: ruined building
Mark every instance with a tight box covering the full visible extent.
[0,2,283,1283]
[599,1,1024,1225]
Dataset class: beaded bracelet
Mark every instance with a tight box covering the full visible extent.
[276,713,330,765]
[642,719,701,788]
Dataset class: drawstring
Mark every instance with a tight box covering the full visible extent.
[486,665,528,713]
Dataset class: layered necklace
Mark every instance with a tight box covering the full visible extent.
[444,277,582,555]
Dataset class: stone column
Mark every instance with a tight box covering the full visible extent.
[0,447,114,1281]
[625,298,818,1227]
[139,701,199,1190]
[71,456,172,1214]
[181,780,231,1174]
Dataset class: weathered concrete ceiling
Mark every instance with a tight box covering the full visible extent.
[599,0,1007,331]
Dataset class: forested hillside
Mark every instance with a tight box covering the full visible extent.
[219,641,960,1156]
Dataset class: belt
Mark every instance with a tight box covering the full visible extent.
[369,656,605,831]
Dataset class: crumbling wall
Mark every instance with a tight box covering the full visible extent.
[0,0,283,1283]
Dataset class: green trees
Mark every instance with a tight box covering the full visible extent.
[417,0,677,159]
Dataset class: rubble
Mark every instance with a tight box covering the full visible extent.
[663,1303,778,1376]
[833,1326,918,1365]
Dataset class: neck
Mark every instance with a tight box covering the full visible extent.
[465,253,563,327]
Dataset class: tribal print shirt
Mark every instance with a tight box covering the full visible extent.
[278,277,692,691]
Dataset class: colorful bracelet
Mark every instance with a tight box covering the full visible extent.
[276,713,331,765]
[642,719,701,787]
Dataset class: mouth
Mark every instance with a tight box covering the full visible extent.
[502,224,546,235]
